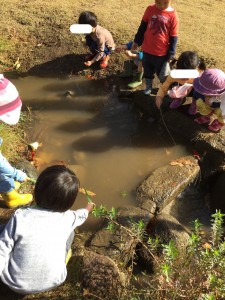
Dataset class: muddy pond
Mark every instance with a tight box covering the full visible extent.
[14,75,191,230]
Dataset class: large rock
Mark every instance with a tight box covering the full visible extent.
[136,213,190,273]
[81,250,128,299]
[147,213,190,252]
[136,156,200,212]
[15,159,38,179]
[116,205,154,227]
[161,184,210,230]
[160,109,204,139]
[160,109,225,180]
[194,132,225,179]
[88,206,152,265]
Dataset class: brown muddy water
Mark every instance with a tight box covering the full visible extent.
[13,75,190,231]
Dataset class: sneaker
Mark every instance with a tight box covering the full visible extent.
[208,119,224,132]
[143,79,152,95]
[194,116,211,124]
[100,56,109,69]
[143,88,152,95]
[188,100,197,115]
[84,53,95,62]
[169,99,183,109]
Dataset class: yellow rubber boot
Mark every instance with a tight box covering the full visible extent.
[14,181,21,191]
[66,249,72,265]
[1,189,33,208]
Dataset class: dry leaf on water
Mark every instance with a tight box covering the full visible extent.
[79,188,96,196]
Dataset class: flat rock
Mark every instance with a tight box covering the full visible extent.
[136,156,200,212]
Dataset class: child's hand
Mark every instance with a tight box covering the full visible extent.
[24,176,31,182]
[125,50,137,59]
[86,202,95,213]
[205,96,213,106]
[84,60,93,67]
[155,96,163,109]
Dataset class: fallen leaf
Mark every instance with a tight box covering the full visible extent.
[170,158,194,167]
[83,288,90,296]
[170,161,183,167]
[203,243,211,249]
[79,188,96,196]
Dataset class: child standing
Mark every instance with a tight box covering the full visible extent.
[193,69,225,132]
[0,165,95,294]
[116,41,143,88]
[155,51,206,109]
[132,0,179,95]
[78,11,115,69]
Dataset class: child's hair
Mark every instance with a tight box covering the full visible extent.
[176,51,206,70]
[78,11,98,27]
[34,165,80,212]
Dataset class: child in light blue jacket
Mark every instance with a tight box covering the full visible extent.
[0,138,32,208]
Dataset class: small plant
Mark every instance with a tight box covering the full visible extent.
[83,191,225,300]
[120,191,128,198]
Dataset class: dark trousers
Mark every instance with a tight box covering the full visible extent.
[142,52,167,82]
[85,35,111,56]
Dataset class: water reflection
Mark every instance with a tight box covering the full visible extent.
[12,75,189,230]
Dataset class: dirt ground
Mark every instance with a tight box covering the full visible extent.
[0,0,225,77]
[0,0,225,299]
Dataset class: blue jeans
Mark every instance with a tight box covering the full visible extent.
[142,52,168,83]
[85,35,111,56]
[0,152,26,193]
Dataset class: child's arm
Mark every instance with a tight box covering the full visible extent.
[155,96,163,109]
[85,202,95,213]
[167,11,179,61]
[71,202,95,228]
[115,44,128,52]
[133,6,151,48]
[167,36,178,61]
[85,36,106,66]
[133,20,147,47]
[156,76,175,109]
[125,50,138,59]
[0,153,28,182]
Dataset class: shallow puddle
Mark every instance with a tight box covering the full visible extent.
[13,75,190,230]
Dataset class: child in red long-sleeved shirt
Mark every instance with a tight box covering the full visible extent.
[132,0,179,95]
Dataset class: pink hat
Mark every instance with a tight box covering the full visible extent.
[0,74,22,125]
[193,69,225,96]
